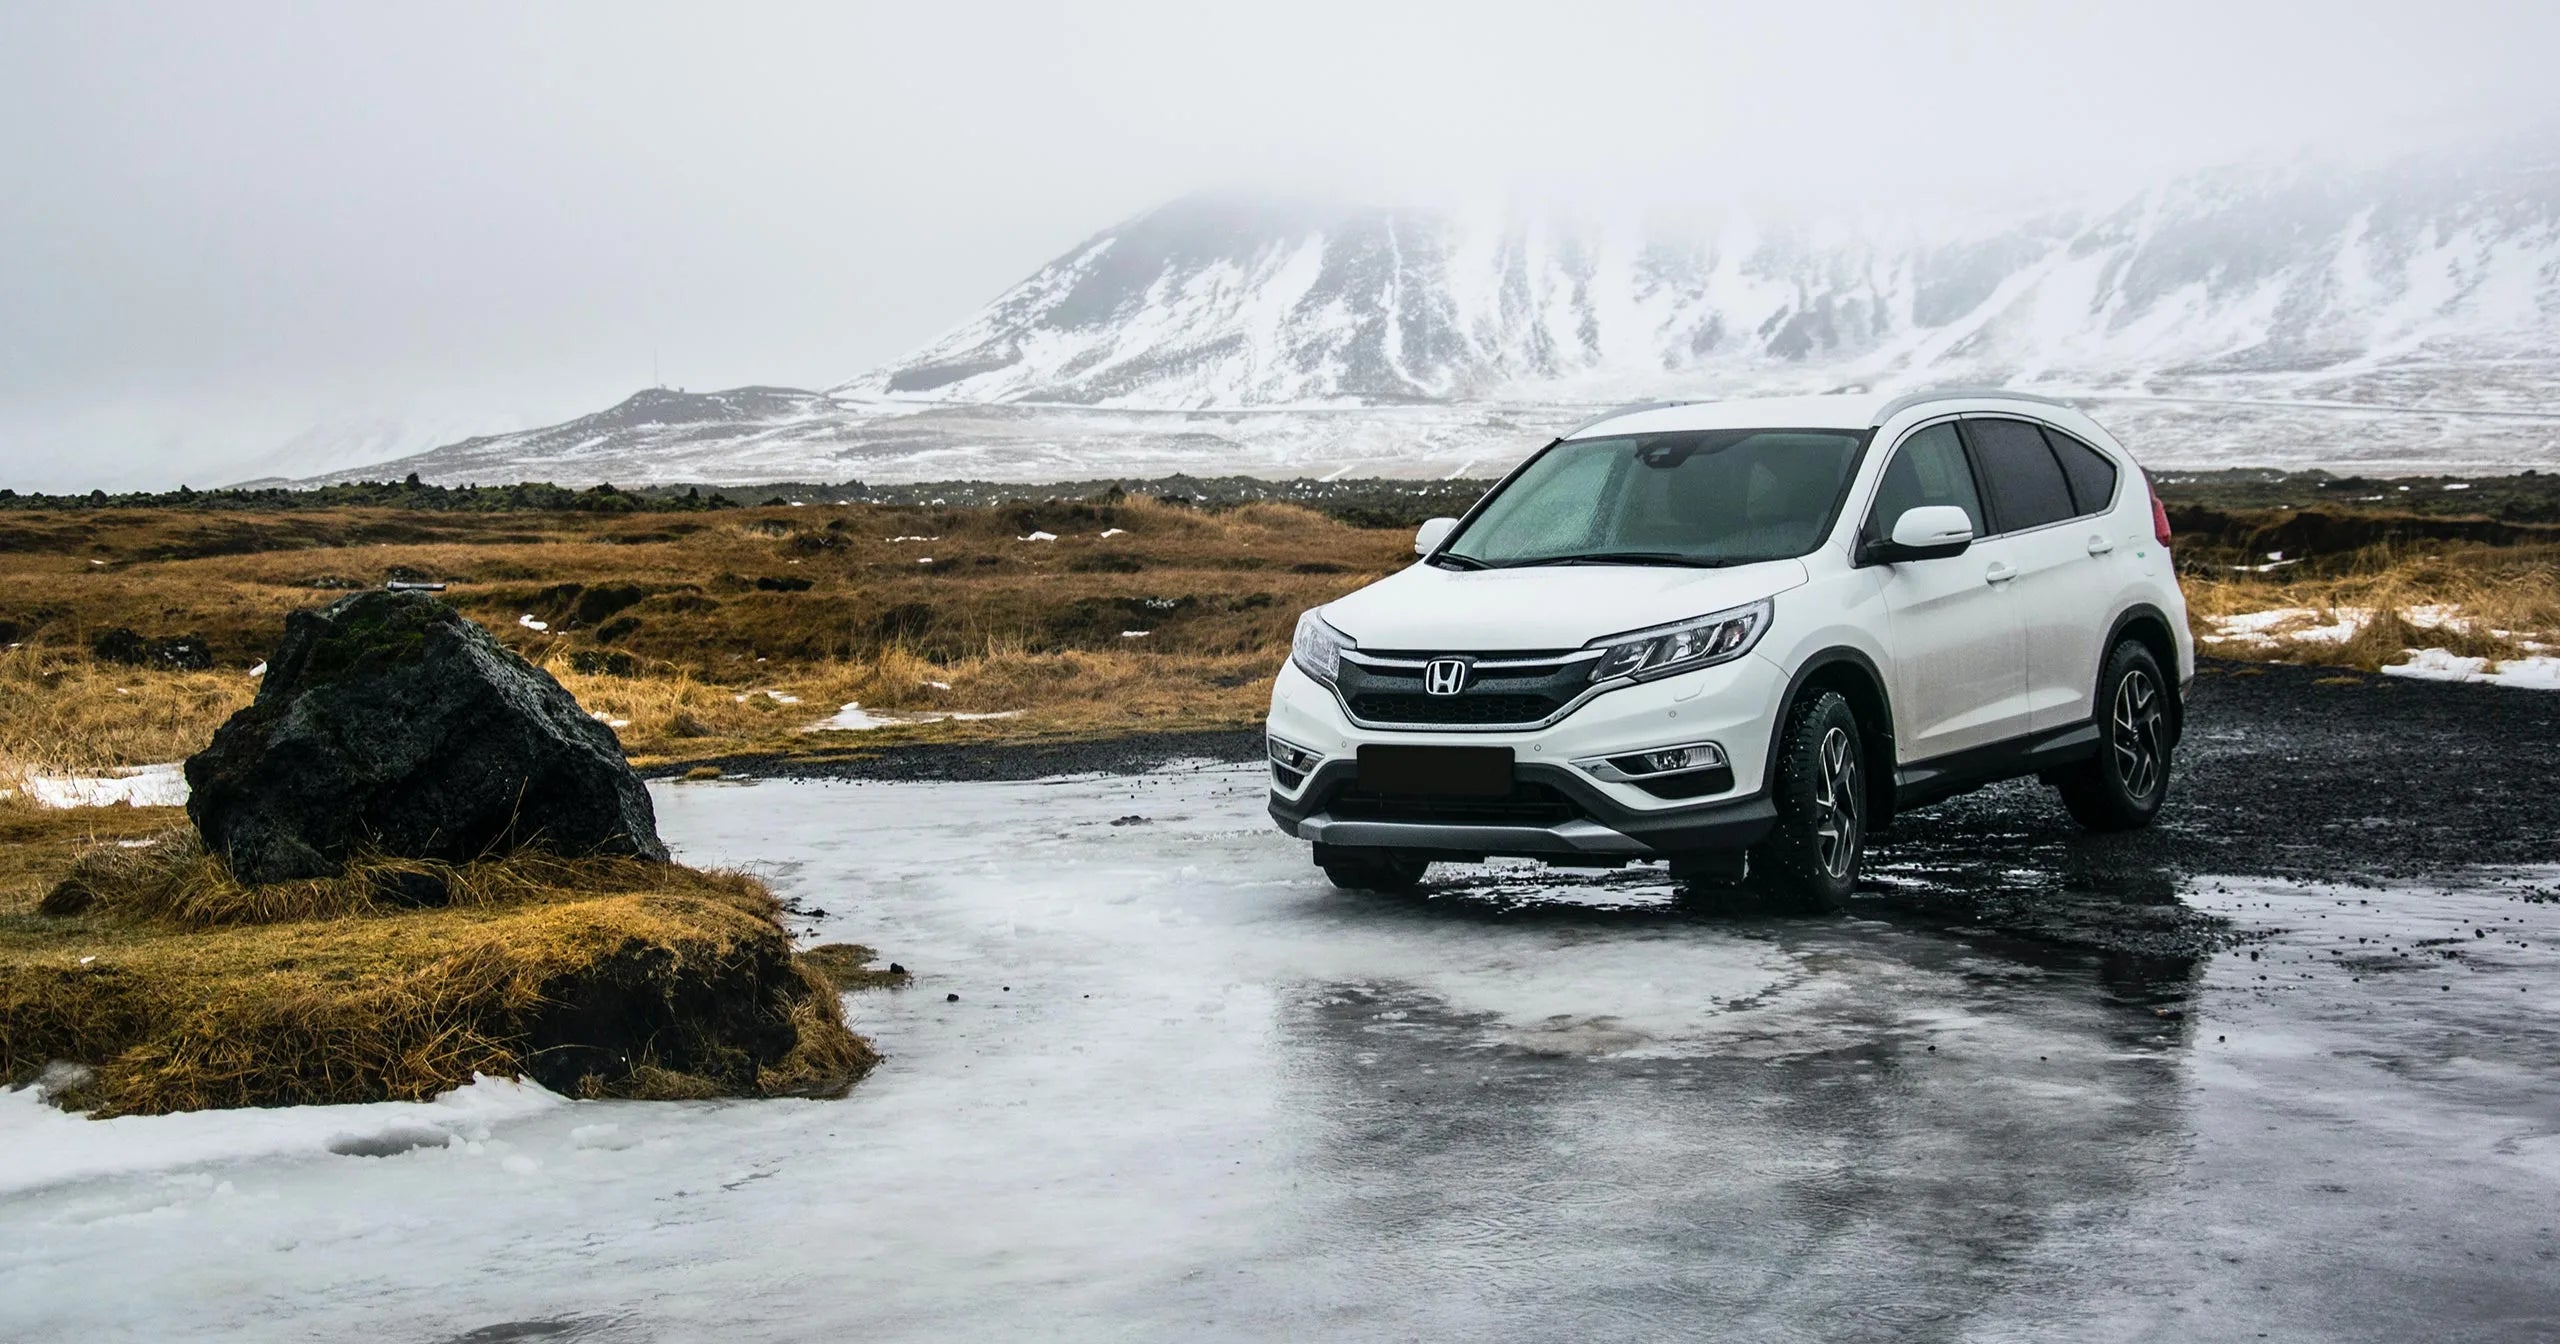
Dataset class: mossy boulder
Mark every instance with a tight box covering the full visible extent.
[185,590,667,883]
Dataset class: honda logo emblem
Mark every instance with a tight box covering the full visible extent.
[1422,657,1470,696]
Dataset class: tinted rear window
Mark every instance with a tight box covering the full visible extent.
[1964,418,2074,532]
[2042,427,2120,515]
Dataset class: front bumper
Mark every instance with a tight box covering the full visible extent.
[1264,655,1786,862]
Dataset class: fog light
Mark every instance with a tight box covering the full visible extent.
[1574,741,1726,783]
[1268,735,1322,774]
[1639,746,1720,774]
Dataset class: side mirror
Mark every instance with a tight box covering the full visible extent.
[1414,517,1458,555]
[1867,505,1974,563]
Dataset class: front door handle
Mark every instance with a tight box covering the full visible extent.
[2087,537,2116,556]
[1985,562,2017,585]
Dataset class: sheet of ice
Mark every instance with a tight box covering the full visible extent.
[10,772,2556,1342]
[15,762,188,809]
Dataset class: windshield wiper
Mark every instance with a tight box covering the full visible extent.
[1429,552,1492,570]
[1497,551,1750,569]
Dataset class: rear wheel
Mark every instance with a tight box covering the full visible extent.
[1316,845,1430,891]
[1749,690,1866,913]
[2056,640,2173,831]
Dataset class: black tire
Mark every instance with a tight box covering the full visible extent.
[1748,690,1867,912]
[1316,846,1430,891]
[2056,640,2173,831]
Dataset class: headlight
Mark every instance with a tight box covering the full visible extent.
[1586,599,1771,683]
[1291,609,1355,685]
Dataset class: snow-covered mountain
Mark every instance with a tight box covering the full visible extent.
[847,153,2560,408]
[299,143,2560,487]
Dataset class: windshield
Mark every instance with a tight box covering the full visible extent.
[1438,428,1868,568]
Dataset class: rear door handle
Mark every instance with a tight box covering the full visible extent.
[1984,562,2017,585]
[2087,537,2116,556]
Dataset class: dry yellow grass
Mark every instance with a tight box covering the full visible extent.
[0,647,253,789]
[0,806,882,1116]
[0,497,1403,776]
[2182,540,2560,673]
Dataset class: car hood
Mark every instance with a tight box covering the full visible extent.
[1318,558,1810,652]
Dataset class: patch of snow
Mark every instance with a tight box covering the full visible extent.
[1018,531,1058,542]
[588,711,632,729]
[248,661,268,677]
[885,535,941,542]
[2443,482,2472,490]
[1120,630,1151,639]
[0,1074,564,1199]
[916,557,935,564]
[2384,648,2560,690]
[18,762,189,809]
[806,702,1024,732]
[517,615,548,632]
[808,701,919,731]
[923,680,952,690]
[1099,528,1127,538]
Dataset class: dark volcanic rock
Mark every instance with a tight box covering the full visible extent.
[185,590,667,883]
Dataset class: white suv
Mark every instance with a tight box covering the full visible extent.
[1266,390,2193,909]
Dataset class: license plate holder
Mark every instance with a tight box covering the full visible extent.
[1355,745,1515,797]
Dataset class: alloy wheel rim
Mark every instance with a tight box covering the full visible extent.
[1811,725,1861,880]
[2111,669,2165,801]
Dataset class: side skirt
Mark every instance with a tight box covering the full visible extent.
[1893,720,2099,811]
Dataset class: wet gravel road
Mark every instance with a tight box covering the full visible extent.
[7,662,2555,1343]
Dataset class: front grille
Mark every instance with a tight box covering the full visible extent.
[1348,693,1564,725]
[1328,783,1581,827]
[1336,648,1595,728]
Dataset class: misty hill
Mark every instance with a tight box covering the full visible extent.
[302,145,2560,487]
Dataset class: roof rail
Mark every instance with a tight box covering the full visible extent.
[1556,400,1688,439]
[1872,386,2079,423]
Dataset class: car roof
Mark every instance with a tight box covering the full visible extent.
[1560,389,2082,440]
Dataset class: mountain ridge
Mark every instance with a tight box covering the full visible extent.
[286,141,2560,487]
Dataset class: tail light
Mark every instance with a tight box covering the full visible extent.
[2147,472,2172,547]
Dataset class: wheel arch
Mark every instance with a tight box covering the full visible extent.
[2103,605,2184,744]
[1768,648,1898,828]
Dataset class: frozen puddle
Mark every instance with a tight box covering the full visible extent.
[5,769,2558,1342]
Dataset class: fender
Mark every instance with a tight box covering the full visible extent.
[1763,646,1898,826]
[2101,603,2184,743]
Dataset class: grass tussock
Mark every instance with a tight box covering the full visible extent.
[1,807,883,1117]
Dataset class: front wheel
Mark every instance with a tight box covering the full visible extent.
[1316,845,1430,891]
[2055,640,2173,831]
[1748,690,1867,912]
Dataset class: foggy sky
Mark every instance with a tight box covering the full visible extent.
[4,0,2555,491]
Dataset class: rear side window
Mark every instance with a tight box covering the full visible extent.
[1963,418,2074,532]
[2042,428,2120,515]
[1869,422,1984,539]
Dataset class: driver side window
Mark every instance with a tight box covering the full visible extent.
[1868,422,1984,540]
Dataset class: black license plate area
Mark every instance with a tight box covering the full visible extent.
[1355,745,1515,797]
